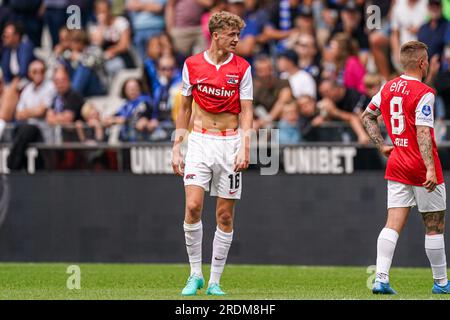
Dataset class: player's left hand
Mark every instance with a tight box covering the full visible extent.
[423,169,438,193]
[234,147,249,172]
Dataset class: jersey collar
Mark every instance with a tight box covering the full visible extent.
[400,74,422,82]
[203,51,234,70]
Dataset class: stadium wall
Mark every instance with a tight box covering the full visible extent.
[0,172,448,266]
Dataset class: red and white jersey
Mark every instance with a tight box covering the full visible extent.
[181,51,253,114]
[366,74,444,186]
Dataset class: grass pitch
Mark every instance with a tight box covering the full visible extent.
[0,263,448,300]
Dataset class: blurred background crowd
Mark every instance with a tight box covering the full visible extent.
[0,0,449,169]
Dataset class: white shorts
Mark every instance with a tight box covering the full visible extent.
[387,180,447,213]
[183,131,242,199]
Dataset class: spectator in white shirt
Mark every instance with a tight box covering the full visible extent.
[390,0,429,69]
[15,59,56,127]
[276,49,317,99]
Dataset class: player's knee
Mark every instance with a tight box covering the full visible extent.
[217,211,233,228]
[186,199,202,217]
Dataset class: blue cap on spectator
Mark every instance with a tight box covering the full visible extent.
[277,49,299,65]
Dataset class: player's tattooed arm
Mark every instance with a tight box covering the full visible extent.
[361,110,385,149]
[417,125,438,191]
[417,126,435,171]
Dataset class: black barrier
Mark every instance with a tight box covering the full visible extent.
[0,172,448,266]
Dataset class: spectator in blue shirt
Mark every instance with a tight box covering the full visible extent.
[0,21,35,127]
[103,78,157,141]
[418,0,449,64]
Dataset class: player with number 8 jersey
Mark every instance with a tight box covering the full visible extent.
[362,41,448,295]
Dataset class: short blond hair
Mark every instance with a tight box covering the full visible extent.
[208,11,245,35]
[400,41,428,70]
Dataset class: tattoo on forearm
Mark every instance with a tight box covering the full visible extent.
[362,112,384,149]
[417,128,435,170]
[422,211,445,234]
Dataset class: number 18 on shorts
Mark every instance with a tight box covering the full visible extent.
[183,132,242,200]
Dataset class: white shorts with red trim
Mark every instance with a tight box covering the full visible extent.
[183,130,242,200]
[387,180,446,212]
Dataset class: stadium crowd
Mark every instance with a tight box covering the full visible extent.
[0,0,449,169]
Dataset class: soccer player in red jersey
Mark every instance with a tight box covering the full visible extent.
[171,11,253,296]
[362,41,449,294]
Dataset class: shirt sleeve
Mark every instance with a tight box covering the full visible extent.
[239,66,253,100]
[181,62,192,97]
[365,85,383,116]
[415,92,435,128]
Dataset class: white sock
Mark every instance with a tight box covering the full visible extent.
[183,221,203,277]
[425,234,448,286]
[376,228,399,284]
[209,227,233,285]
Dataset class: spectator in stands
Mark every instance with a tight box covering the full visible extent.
[75,102,104,143]
[43,0,70,47]
[252,54,292,129]
[315,2,339,49]
[89,0,135,78]
[293,33,321,84]
[226,0,258,59]
[243,0,269,47]
[15,60,56,127]
[318,79,369,144]
[8,0,44,48]
[276,49,316,99]
[103,78,157,141]
[0,21,35,134]
[7,60,56,170]
[325,33,366,94]
[159,32,185,67]
[278,101,301,144]
[329,1,369,65]
[62,29,107,97]
[151,54,181,140]
[143,35,162,95]
[126,0,167,60]
[368,0,393,81]
[1,21,34,86]
[47,66,84,127]
[165,0,210,57]
[390,0,428,70]
[297,94,325,142]
[53,26,71,57]
[418,0,449,62]
[427,43,450,119]
[262,0,304,51]
[285,7,315,50]
[200,0,226,47]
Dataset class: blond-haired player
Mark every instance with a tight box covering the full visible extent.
[172,11,253,296]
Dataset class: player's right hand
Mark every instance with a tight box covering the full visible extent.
[171,148,185,176]
[423,169,438,192]
[379,145,394,158]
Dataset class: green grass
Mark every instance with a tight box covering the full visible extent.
[0,263,448,300]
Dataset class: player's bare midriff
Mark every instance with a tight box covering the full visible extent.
[193,103,239,133]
